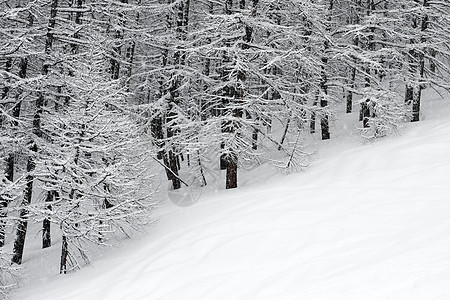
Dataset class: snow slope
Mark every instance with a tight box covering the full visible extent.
[13,95,450,299]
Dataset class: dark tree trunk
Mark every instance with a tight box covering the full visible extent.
[163,0,191,190]
[0,58,12,105]
[150,117,165,157]
[410,1,429,122]
[42,220,51,248]
[166,110,181,189]
[225,153,238,189]
[225,107,242,190]
[345,2,360,114]
[319,0,333,140]
[360,63,373,126]
[429,48,436,74]
[0,55,28,247]
[150,114,172,181]
[346,66,356,113]
[0,209,6,247]
[68,0,84,54]
[361,100,371,128]
[405,84,414,104]
[220,1,233,174]
[168,149,181,189]
[412,48,425,123]
[125,40,135,82]
[319,68,330,140]
[310,105,316,134]
[42,191,55,249]
[320,113,330,140]
[163,155,173,180]
[252,129,258,150]
[110,0,128,80]
[0,58,13,246]
[411,87,422,122]
[124,9,136,88]
[279,118,290,150]
[224,0,258,189]
[12,0,58,265]
[11,154,36,264]
[60,235,68,274]
[110,36,122,80]
[197,151,207,186]
[220,142,228,170]
[152,7,172,180]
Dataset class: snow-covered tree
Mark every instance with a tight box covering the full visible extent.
[37,43,159,273]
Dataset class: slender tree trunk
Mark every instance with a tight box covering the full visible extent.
[319,0,333,140]
[0,58,12,105]
[225,153,238,189]
[152,20,172,180]
[150,116,173,179]
[310,99,317,134]
[0,58,13,247]
[0,50,28,247]
[166,90,181,189]
[346,2,361,114]
[197,151,207,186]
[11,155,35,264]
[429,48,436,74]
[346,66,356,113]
[405,83,414,105]
[279,118,290,150]
[224,0,258,189]
[220,142,228,170]
[110,0,128,80]
[124,5,136,88]
[42,191,54,248]
[163,0,191,190]
[361,100,371,128]
[252,129,258,150]
[411,85,422,122]
[60,235,68,274]
[411,47,426,122]
[319,67,330,139]
[411,0,429,122]
[59,129,84,271]
[12,0,58,265]
[168,149,181,189]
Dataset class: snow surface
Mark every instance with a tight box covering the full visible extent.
[13,93,450,299]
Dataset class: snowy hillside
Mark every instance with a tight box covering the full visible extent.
[13,95,450,299]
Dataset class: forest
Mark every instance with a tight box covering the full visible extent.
[0,0,449,297]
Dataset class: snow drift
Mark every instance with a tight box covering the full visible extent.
[13,97,450,299]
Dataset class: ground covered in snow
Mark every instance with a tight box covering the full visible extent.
[13,92,450,299]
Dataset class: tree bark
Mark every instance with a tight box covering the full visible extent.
[0,34,29,246]
[12,0,58,264]
[225,153,238,189]
[0,58,12,106]
[361,100,371,128]
[110,0,128,80]
[60,235,68,274]
[0,58,13,247]
[42,191,55,249]
[346,66,356,113]
[310,99,317,134]
[411,85,422,122]
[411,0,429,122]
[11,154,35,264]
[319,0,333,140]
[252,129,258,150]
[279,118,290,150]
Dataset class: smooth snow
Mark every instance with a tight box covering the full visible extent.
[13,94,450,299]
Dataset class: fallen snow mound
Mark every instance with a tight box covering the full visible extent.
[15,98,450,299]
